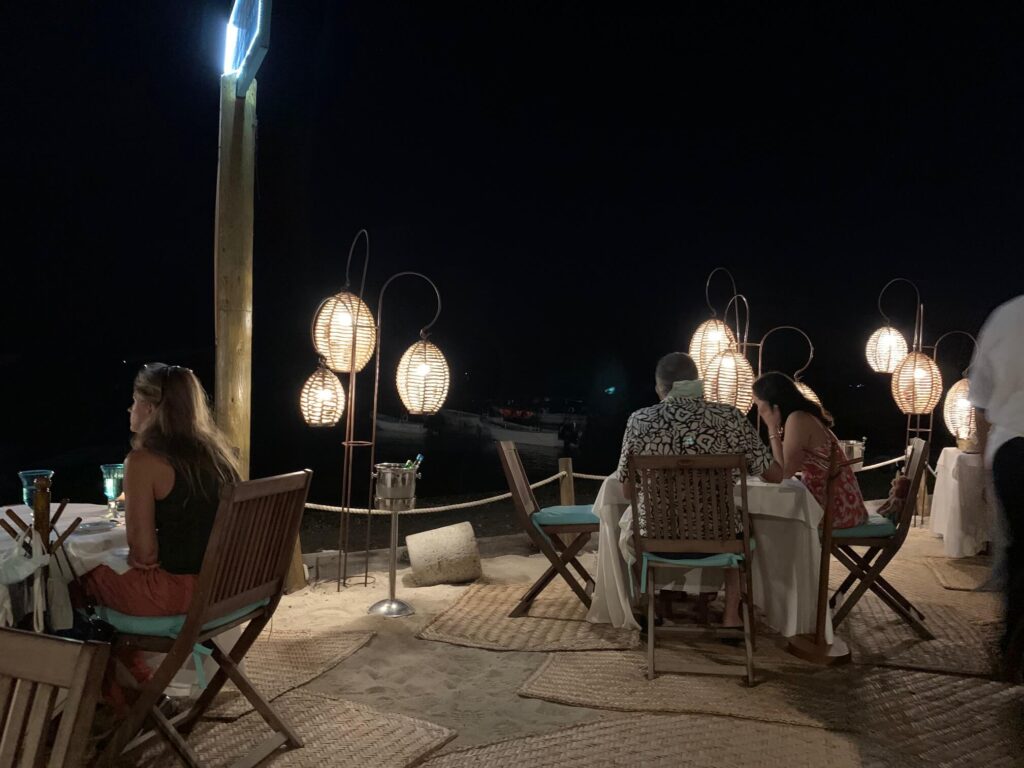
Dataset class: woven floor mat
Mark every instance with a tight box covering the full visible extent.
[422,713,901,768]
[517,652,1024,766]
[842,593,997,676]
[828,553,1000,622]
[417,582,638,652]
[207,630,374,719]
[130,690,455,768]
[924,556,997,592]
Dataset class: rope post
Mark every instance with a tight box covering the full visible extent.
[558,458,576,506]
[557,458,576,550]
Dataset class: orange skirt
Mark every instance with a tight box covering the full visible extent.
[81,565,197,617]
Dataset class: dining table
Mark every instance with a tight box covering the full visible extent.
[585,474,838,645]
[0,501,238,697]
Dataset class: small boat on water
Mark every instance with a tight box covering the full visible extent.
[482,416,562,448]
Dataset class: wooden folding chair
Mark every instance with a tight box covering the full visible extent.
[829,438,933,639]
[626,454,756,684]
[96,469,313,768]
[0,628,109,768]
[497,441,599,618]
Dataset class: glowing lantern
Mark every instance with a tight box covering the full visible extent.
[705,349,755,413]
[312,291,377,373]
[300,363,346,426]
[689,319,737,378]
[891,352,943,415]
[396,340,450,415]
[865,326,909,373]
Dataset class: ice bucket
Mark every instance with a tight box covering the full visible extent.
[838,438,866,469]
[373,463,419,501]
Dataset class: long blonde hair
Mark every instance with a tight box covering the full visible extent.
[132,363,241,496]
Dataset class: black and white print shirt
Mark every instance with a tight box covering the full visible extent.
[615,396,773,482]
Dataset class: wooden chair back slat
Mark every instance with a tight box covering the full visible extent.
[896,438,928,533]
[627,454,748,555]
[192,470,312,624]
[497,441,541,526]
[0,629,108,768]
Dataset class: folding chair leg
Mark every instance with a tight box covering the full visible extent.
[830,546,883,627]
[744,564,756,654]
[177,615,271,733]
[148,705,204,768]
[830,547,879,607]
[867,581,934,639]
[98,637,197,766]
[831,545,931,638]
[872,574,926,620]
[647,565,656,680]
[510,566,559,617]
[511,532,593,617]
[741,591,755,686]
[209,642,302,749]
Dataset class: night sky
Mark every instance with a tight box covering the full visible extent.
[4,3,1024,504]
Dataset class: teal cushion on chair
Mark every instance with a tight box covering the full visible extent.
[95,599,271,638]
[832,512,897,539]
[531,505,599,529]
[639,540,755,593]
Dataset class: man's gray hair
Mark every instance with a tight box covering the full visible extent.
[655,352,699,394]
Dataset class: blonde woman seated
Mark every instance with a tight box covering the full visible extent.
[752,372,868,529]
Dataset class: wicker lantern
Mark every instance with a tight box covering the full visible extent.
[689,319,737,378]
[396,339,450,415]
[312,291,377,373]
[300,363,346,427]
[891,352,942,415]
[704,348,755,413]
[795,381,822,407]
[865,326,908,373]
[942,378,976,440]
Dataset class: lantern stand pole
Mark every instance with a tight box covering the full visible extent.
[366,272,442,616]
[335,230,376,592]
[752,325,815,380]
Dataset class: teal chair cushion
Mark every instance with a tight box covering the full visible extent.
[639,540,755,593]
[95,598,271,638]
[832,512,897,539]
[531,505,599,529]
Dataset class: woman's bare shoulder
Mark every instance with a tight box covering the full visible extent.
[125,448,172,471]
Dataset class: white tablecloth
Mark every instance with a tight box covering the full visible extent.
[929,448,992,558]
[586,475,834,642]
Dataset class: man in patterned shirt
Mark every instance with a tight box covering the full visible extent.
[616,352,781,627]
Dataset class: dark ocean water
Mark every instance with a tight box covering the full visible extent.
[1,403,915,552]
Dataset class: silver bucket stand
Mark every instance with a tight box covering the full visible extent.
[368,463,418,617]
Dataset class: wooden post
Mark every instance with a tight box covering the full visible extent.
[558,457,575,550]
[558,457,576,506]
[213,74,306,593]
[214,73,256,477]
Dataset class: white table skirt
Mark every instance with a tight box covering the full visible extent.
[586,474,834,642]
[929,448,992,558]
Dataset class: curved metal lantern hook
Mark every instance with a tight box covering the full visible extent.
[344,229,371,295]
[931,330,978,377]
[704,267,738,317]
[757,325,815,380]
[876,277,923,350]
[722,293,752,351]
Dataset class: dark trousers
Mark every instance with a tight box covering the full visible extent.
[993,437,1024,654]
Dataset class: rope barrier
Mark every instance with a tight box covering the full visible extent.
[305,455,913,517]
[853,456,905,473]
[305,472,566,515]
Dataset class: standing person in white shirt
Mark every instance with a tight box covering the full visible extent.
[969,294,1024,682]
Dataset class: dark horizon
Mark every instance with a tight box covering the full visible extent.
[4,3,1023,506]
